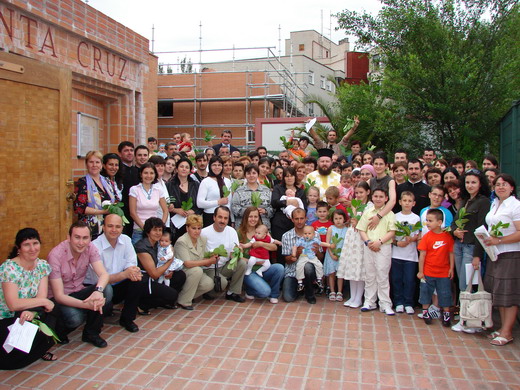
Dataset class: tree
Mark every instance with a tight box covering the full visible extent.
[180,57,193,73]
[336,0,520,160]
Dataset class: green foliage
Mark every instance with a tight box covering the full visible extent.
[395,221,423,237]
[231,180,242,193]
[203,130,215,143]
[166,196,176,205]
[32,313,60,344]
[330,233,344,257]
[222,186,231,198]
[336,0,520,159]
[454,207,470,230]
[228,246,243,271]
[204,244,228,258]
[263,178,272,189]
[490,221,510,237]
[347,199,367,221]
[251,192,262,208]
[102,202,130,225]
[304,178,317,194]
[181,198,193,211]
[280,136,294,150]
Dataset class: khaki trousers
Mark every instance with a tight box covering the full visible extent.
[363,244,392,309]
[177,267,214,306]
[203,259,247,295]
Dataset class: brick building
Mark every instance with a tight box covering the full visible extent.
[0,0,157,256]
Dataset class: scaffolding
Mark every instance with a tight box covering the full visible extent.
[156,46,310,150]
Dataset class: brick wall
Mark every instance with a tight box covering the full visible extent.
[1,0,158,178]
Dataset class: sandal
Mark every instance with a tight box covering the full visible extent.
[487,331,500,340]
[329,292,336,301]
[490,336,513,346]
[335,292,343,302]
[41,352,57,362]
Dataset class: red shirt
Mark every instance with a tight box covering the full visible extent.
[311,220,333,242]
[418,231,454,278]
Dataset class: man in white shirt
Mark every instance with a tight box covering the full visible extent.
[201,206,246,302]
[86,214,144,333]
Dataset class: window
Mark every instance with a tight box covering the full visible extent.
[299,44,305,51]
[158,100,174,117]
[320,76,326,89]
[326,81,332,92]
[308,71,315,85]
[247,127,255,143]
[307,103,314,116]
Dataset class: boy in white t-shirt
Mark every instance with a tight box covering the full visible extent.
[391,191,421,314]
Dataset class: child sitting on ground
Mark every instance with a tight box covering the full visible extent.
[280,188,304,219]
[240,225,281,277]
[417,208,455,327]
[157,230,184,286]
[292,225,333,292]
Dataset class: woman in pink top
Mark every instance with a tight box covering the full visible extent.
[129,162,168,244]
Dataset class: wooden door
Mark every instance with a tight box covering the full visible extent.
[0,52,71,259]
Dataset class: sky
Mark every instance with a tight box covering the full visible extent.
[86,0,383,66]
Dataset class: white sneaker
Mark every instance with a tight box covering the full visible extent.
[451,321,464,332]
[244,293,255,300]
[269,297,279,304]
[405,306,415,315]
[395,305,404,313]
[384,307,395,316]
[462,326,483,334]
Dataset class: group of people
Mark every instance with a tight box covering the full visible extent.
[1,126,518,370]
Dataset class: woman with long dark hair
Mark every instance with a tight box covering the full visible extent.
[197,156,231,227]
[101,153,123,202]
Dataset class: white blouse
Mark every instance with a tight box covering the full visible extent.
[485,196,520,255]
[197,177,231,214]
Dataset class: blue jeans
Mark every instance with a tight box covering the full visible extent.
[244,263,284,299]
[282,263,317,302]
[454,240,474,291]
[419,276,452,308]
[390,258,417,307]
[131,229,143,245]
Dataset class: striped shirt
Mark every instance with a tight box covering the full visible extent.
[281,229,321,278]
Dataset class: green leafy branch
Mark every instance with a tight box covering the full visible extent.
[251,192,262,208]
[490,221,510,237]
[222,186,231,197]
[330,233,344,257]
[347,199,367,221]
[304,178,317,194]
[454,207,470,230]
[231,180,242,193]
[102,201,130,225]
[204,244,228,258]
[203,130,215,143]
[395,221,422,237]
[228,246,243,271]
[263,178,272,189]
[31,313,60,344]
[280,136,294,150]
[181,198,193,211]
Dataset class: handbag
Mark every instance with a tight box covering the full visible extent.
[459,268,493,329]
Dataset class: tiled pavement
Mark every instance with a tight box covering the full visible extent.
[0,296,519,390]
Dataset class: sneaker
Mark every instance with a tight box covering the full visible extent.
[428,305,441,319]
[360,304,377,312]
[269,297,279,304]
[343,298,353,307]
[244,293,255,300]
[442,312,451,327]
[297,282,304,292]
[395,305,404,313]
[451,321,464,332]
[405,306,415,315]
[384,307,395,316]
[462,326,483,334]
[423,310,432,325]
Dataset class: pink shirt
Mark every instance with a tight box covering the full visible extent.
[129,184,163,230]
[47,240,101,298]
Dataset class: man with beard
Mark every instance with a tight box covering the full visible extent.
[394,159,431,215]
[306,148,341,199]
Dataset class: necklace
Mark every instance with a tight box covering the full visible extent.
[141,183,153,200]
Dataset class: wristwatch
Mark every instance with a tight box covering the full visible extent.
[94,286,104,293]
